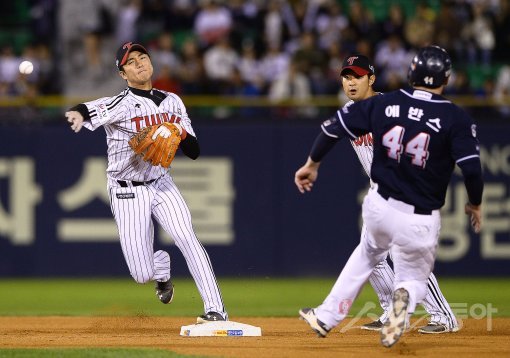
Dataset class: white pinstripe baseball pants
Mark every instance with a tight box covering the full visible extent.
[108,174,226,317]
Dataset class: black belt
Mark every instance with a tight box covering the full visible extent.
[377,186,432,215]
[117,179,155,187]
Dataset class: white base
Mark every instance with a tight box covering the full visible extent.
[180,320,262,337]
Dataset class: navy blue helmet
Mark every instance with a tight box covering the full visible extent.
[408,46,452,89]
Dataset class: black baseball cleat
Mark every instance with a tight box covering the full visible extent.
[361,319,384,331]
[155,280,174,304]
[299,308,331,338]
[418,322,460,334]
[196,311,226,324]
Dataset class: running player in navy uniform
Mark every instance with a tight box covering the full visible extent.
[296,54,459,334]
[297,46,483,347]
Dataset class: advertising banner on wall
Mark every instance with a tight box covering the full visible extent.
[0,121,508,277]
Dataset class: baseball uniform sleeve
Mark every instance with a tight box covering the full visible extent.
[450,108,483,205]
[168,93,196,138]
[322,99,374,140]
[458,158,483,205]
[449,108,481,164]
[309,130,338,162]
[173,94,199,159]
[81,96,127,131]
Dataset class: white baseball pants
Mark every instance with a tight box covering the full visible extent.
[368,235,458,327]
[316,187,440,329]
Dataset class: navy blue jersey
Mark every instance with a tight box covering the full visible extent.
[322,88,480,210]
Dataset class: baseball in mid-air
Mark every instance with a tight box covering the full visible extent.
[19,60,34,75]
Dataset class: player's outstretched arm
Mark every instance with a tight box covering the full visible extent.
[465,203,482,233]
[295,129,339,193]
[458,159,483,233]
[295,157,320,194]
[65,111,84,133]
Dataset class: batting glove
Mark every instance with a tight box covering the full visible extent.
[152,123,186,140]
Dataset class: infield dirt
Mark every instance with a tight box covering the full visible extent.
[0,317,509,357]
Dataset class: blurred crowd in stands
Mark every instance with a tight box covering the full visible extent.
[1,0,510,119]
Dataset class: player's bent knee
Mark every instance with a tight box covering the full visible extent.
[363,242,389,262]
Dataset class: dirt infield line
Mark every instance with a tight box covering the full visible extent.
[0,317,509,357]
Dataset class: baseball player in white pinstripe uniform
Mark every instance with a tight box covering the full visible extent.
[65,42,227,323]
[295,55,458,334]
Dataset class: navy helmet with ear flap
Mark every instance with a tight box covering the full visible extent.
[408,45,452,89]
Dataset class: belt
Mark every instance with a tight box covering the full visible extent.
[117,179,155,187]
[377,186,432,215]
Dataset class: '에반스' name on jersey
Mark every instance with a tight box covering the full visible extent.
[321,88,480,211]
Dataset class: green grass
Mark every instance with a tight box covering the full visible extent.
[0,277,508,317]
[1,277,508,357]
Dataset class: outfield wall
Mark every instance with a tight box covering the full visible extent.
[0,120,509,277]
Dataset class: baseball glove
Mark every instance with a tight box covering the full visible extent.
[128,122,181,168]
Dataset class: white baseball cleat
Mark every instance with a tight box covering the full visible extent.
[380,288,409,348]
[299,308,331,338]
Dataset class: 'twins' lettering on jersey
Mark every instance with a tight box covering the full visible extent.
[353,134,373,146]
[351,133,374,178]
[131,112,182,131]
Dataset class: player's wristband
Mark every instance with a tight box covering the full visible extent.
[69,103,90,121]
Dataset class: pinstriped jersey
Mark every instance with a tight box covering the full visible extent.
[344,99,374,178]
[82,87,195,181]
